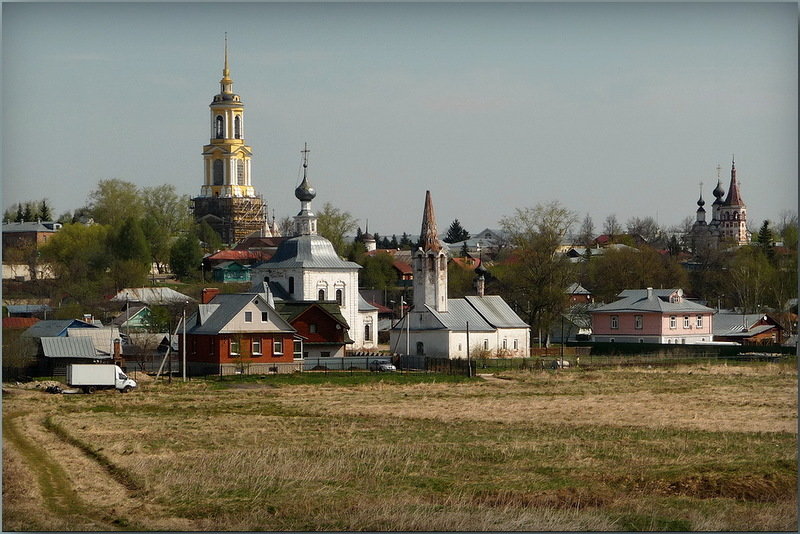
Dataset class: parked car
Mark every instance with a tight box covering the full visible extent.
[368,359,396,372]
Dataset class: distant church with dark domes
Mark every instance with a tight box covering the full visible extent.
[688,158,751,253]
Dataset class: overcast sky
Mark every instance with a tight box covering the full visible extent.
[2,2,797,236]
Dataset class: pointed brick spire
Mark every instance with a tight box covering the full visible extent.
[724,157,745,206]
[419,190,442,252]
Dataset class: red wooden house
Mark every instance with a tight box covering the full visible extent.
[184,289,298,375]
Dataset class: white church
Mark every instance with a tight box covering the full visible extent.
[250,148,378,350]
[389,192,530,359]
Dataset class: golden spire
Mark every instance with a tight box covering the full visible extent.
[220,33,233,93]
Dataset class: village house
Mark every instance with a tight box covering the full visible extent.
[712,311,785,345]
[183,287,299,375]
[591,288,715,344]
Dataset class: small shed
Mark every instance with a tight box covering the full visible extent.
[38,336,112,376]
[212,261,251,283]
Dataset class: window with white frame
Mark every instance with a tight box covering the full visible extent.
[230,339,240,356]
[483,339,489,350]
[293,340,302,359]
[634,315,643,329]
[696,315,703,328]
[669,316,677,329]
[683,316,690,328]
[273,339,283,355]
[610,315,619,329]
[513,339,518,350]
[252,339,262,355]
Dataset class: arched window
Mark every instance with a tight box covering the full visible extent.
[335,289,343,306]
[234,115,241,139]
[440,255,446,270]
[288,276,295,294]
[318,289,325,301]
[364,324,371,341]
[213,160,224,185]
[237,160,245,185]
[215,115,224,139]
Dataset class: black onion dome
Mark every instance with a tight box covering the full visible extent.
[697,194,705,207]
[713,179,725,200]
[294,176,316,201]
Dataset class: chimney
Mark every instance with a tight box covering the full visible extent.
[113,338,122,360]
[647,287,653,299]
[201,287,220,304]
[476,275,485,297]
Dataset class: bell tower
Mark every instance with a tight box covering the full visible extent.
[413,191,448,313]
[192,36,269,244]
[200,35,254,198]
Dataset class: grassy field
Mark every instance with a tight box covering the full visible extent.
[3,362,797,531]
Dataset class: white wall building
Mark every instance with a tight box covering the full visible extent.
[250,147,378,350]
[390,191,529,359]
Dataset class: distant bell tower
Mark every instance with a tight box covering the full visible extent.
[192,36,269,244]
[413,191,448,313]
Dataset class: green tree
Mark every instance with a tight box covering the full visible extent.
[727,246,776,313]
[170,232,204,280]
[196,220,222,254]
[39,222,113,303]
[108,218,152,290]
[87,179,143,226]
[399,233,413,250]
[359,252,397,290]
[756,220,775,263]
[447,260,477,299]
[316,202,357,256]
[496,201,578,346]
[22,202,34,222]
[38,199,53,221]
[444,219,470,244]
[15,204,24,222]
[586,245,688,303]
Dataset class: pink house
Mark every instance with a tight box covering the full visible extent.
[591,288,714,344]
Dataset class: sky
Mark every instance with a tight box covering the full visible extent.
[2,2,797,237]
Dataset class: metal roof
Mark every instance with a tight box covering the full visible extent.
[358,293,378,312]
[110,305,149,327]
[41,337,107,359]
[66,327,120,355]
[22,319,97,339]
[713,312,773,336]
[111,287,195,304]
[593,289,714,314]
[6,304,53,315]
[187,293,295,335]
[265,235,362,270]
[427,300,495,332]
[464,295,529,328]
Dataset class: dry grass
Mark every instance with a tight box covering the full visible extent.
[3,361,796,531]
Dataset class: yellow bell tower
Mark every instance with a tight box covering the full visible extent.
[192,36,270,245]
[200,36,254,198]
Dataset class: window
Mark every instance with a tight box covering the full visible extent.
[213,160,224,185]
[244,311,252,323]
[364,324,371,341]
[237,160,245,185]
[230,339,240,356]
[273,339,283,355]
[261,311,268,322]
[318,289,325,301]
[610,315,619,329]
[483,339,489,350]
[416,342,424,355]
[288,276,295,294]
[669,316,677,329]
[502,339,507,349]
[335,289,343,306]
[634,315,642,329]
[293,340,302,359]
[513,339,518,350]
[683,316,690,328]
[696,315,703,328]
[234,115,241,139]
[252,339,262,355]
[321,351,331,358]
[215,115,224,139]
[309,323,317,334]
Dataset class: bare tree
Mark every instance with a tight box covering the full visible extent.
[603,214,622,236]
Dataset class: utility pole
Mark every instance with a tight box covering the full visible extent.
[182,303,187,382]
[466,321,472,378]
